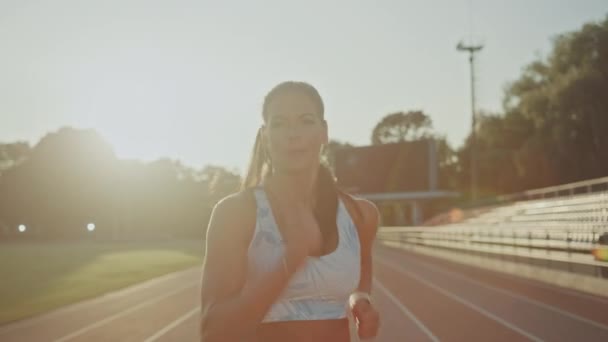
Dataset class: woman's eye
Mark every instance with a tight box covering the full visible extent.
[270,121,285,129]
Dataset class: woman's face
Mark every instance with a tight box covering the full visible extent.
[263,91,328,174]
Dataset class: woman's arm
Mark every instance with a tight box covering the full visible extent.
[354,198,380,294]
[199,191,306,342]
[341,193,380,293]
[342,194,381,339]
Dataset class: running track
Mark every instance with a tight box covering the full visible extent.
[1,245,607,341]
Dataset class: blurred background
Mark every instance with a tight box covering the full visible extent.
[2,0,607,237]
[1,1,607,340]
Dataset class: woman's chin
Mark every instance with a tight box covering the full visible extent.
[275,160,317,174]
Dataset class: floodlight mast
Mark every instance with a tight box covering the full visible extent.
[457,41,483,202]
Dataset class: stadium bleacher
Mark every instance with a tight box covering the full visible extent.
[378,179,608,277]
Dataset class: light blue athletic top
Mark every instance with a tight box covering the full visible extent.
[244,187,361,322]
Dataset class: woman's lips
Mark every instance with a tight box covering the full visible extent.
[286,147,307,154]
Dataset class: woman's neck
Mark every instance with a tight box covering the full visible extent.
[267,166,319,206]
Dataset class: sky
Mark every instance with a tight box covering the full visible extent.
[1,0,606,174]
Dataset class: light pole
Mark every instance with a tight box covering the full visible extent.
[457,41,483,202]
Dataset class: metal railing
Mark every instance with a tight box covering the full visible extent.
[377,226,608,278]
[489,176,608,205]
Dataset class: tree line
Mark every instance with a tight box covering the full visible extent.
[0,127,241,240]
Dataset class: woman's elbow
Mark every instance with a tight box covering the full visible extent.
[199,308,239,342]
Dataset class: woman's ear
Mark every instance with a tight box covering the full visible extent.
[320,144,329,164]
[321,120,329,145]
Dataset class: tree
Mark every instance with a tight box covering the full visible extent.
[371,110,458,189]
[465,15,608,196]
[371,111,434,145]
[457,111,533,196]
[0,142,31,175]
[434,135,459,190]
[322,139,354,174]
[0,126,242,240]
[0,127,119,237]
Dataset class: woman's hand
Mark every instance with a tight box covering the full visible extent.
[266,187,322,272]
[350,294,380,339]
[282,204,322,272]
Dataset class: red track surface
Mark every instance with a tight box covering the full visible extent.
[1,245,607,342]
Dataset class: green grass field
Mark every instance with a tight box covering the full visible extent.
[0,240,204,324]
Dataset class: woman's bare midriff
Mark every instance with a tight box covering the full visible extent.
[252,318,350,342]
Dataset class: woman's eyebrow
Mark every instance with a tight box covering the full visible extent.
[270,112,316,121]
[299,112,316,119]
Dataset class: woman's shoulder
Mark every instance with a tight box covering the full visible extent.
[213,188,257,214]
[206,189,258,245]
[339,191,380,236]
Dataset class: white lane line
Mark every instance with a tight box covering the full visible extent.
[460,262,608,305]
[143,306,200,342]
[0,268,197,335]
[380,251,608,332]
[53,282,197,342]
[374,278,440,342]
[377,244,608,305]
[494,273,608,305]
[377,258,543,342]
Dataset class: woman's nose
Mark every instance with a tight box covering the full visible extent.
[285,123,303,139]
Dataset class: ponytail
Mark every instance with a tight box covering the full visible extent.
[315,163,365,240]
[241,127,271,190]
[313,164,339,243]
